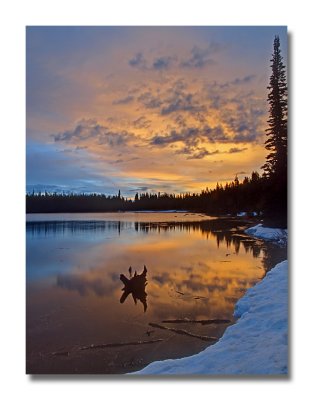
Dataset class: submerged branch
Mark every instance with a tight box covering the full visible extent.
[79,339,163,351]
[52,351,70,357]
[161,318,231,325]
[149,322,217,342]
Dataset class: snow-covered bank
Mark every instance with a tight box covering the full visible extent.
[133,260,288,375]
[133,224,288,376]
[245,223,288,246]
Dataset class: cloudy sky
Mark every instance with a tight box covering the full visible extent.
[26,26,287,197]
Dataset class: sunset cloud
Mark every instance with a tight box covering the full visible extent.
[150,125,228,147]
[152,56,173,70]
[138,91,163,109]
[180,43,221,68]
[112,95,135,105]
[128,52,146,68]
[53,119,136,148]
[128,42,221,71]
[128,52,175,71]
[228,147,248,154]
[133,116,152,129]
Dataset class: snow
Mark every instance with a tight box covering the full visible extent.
[245,223,288,246]
[236,211,258,217]
[132,225,288,375]
[134,210,188,213]
[133,260,288,375]
[237,211,247,217]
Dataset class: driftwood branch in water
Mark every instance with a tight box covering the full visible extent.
[52,351,70,357]
[149,323,217,342]
[174,291,208,300]
[79,338,163,351]
[161,318,230,325]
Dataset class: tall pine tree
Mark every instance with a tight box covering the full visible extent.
[262,35,288,179]
[262,35,288,225]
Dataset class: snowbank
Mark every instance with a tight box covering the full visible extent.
[245,223,287,246]
[133,259,288,375]
[236,211,258,217]
[134,210,188,213]
[237,211,247,217]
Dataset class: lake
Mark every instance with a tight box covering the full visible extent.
[26,212,287,374]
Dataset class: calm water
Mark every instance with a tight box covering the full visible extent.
[26,212,286,374]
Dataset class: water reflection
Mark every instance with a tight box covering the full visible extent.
[56,274,116,297]
[120,265,148,312]
[26,213,287,374]
[26,220,132,235]
[26,217,277,272]
[26,218,262,258]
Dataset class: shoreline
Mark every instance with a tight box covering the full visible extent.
[132,224,288,375]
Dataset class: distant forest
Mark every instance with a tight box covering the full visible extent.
[26,171,286,225]
[26,36,287,227]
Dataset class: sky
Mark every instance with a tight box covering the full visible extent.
[26,26,287,197]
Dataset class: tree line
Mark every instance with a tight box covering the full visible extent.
[25,171,274,216]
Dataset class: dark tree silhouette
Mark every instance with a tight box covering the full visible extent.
[262,35,288,178]
[261,35,288,224]
[26,172,266,216]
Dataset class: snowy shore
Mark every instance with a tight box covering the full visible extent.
[245,223,288,246]
[133,225,288,375]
